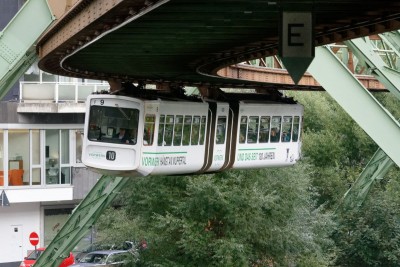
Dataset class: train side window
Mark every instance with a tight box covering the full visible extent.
[191,116,201,145]
[182,116,192,146]
[292,116,300,142]
[270,116,281,143]
[164,115,174,146]
[173,115,183,146]
[158,115,165,146]
[216,116,227,144]
[199,116,207,145]
[281,116,292,142]
[239,116,247,143]
[144,115,155,145]
[247,116,259,143]
[259,116,270,143]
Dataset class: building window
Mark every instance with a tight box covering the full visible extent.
[0,130,4,187]
[8,130,29,186]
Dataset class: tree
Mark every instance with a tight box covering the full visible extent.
[110,165,335,266]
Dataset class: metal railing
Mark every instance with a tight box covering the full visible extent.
[19,81,109,103]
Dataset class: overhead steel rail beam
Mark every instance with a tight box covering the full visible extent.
[0,0,55,100]
[34,175,129,267]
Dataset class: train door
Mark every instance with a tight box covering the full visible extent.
[207,102,230,172]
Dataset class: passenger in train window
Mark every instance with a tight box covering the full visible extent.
[270,128,280,142]
[281,131,289,142]
[114,128,133,144]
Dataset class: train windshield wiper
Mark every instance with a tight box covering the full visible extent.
[115,104,130,120]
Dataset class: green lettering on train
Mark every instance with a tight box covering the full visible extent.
[237,148,276,161]
[142,152,187,167]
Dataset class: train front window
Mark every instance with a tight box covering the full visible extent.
[281,116,292,142]
[88,105,139,145]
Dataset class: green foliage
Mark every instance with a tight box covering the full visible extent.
[115,165,334,266]
[333,177,400,267]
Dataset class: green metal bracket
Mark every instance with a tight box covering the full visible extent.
[0,0,54,100]
[34,175,129,267]
[338,148,393,211]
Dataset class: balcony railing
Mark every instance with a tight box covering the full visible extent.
[20,81,109,103]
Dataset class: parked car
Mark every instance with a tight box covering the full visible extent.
[71,250,136,266]
[19,247,75,267]
[74,241,135,262]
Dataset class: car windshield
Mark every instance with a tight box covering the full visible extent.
[26,250,43,260]
[80,253,107,263]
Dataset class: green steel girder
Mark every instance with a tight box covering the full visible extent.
[338,148,393,211]
[309,45,400,210]
[308,46,400,168]
[0,0,54,99]
[345,37,400,99]
[34,176,129,267]
[380,31,400,54]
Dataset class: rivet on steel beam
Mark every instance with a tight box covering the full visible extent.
[129,8,136,15]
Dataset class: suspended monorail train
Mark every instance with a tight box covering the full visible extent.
[82,94,304,176]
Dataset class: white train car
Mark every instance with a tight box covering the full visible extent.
[83,95,209,176]
[139,99,209,176]
[232,101,303,169]
[82,94,304,176]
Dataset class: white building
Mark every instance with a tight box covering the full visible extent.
[0,66,108,267]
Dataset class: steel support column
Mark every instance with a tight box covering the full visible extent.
[34,175,129,267]
[308,46,400,168]
[0,0,54,99]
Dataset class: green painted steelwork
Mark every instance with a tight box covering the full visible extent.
[336,37,400,210]
[34,175,129,267]
[309,44,400,210]
[380,31,400,53]
[345,38,400,99]
[308,46,400,168]
[0,0,54,100]
[338,148,393,211]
